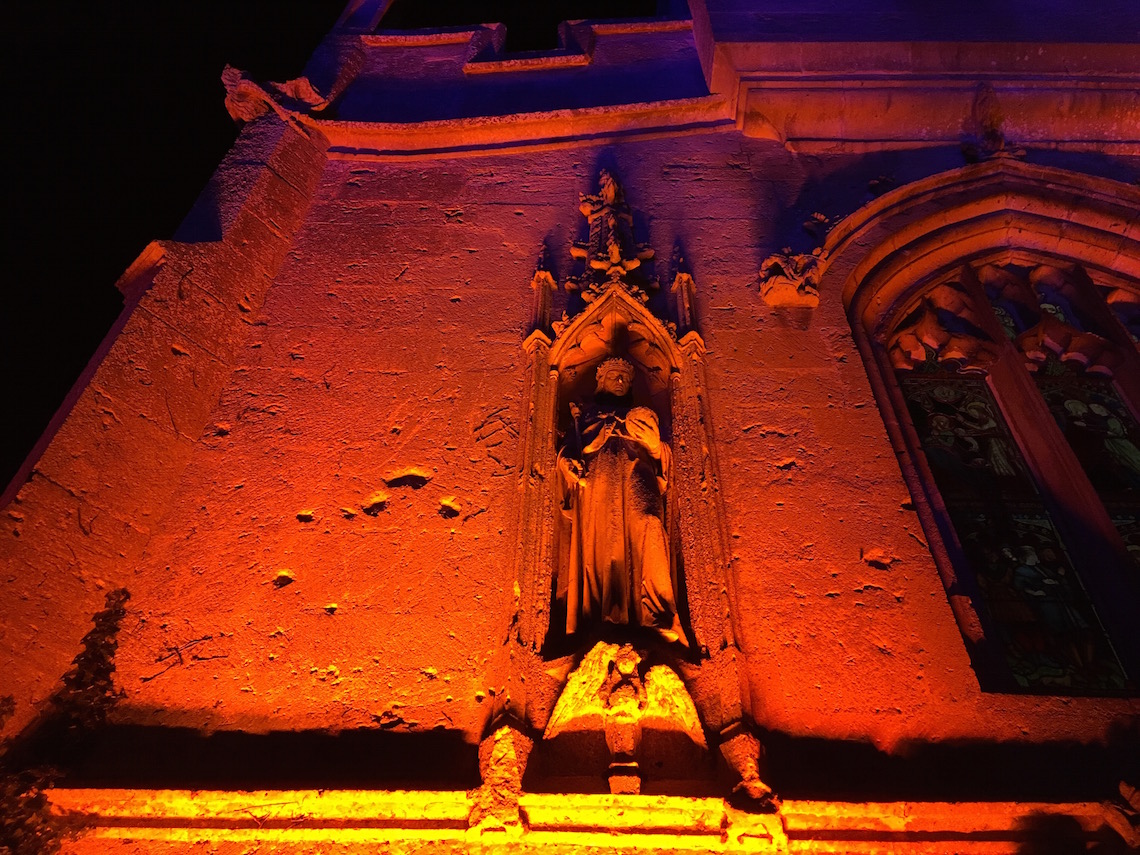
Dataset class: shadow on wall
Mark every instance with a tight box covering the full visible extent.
[20,725,480,790]
[1016,813,1132,855]
[761,725,1140,803]
[0,588,478,791]
[1,591,1136,805]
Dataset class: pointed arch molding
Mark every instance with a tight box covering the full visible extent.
[824,159,1140,336]
[822,159,1140,688]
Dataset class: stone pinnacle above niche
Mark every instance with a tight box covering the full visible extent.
[567,169,657,305]
[542,170,696,345]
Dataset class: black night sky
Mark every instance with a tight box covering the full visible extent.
[4,2,346,492]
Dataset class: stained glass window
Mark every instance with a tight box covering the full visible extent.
[1034,360,1140,570]
[899,372,1130,692]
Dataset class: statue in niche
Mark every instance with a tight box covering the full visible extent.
[556,357,684,644]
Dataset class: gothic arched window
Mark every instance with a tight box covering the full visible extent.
[884,261,1139,693]
[828,160,1140,695]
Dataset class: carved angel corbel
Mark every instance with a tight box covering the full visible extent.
[758,247,825,308]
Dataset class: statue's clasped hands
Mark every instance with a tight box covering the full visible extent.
[624,407,662,456]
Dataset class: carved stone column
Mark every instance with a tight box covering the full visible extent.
[514,333,558,651]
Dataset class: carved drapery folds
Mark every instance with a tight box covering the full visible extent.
[517,172,740,658]
[505,171,764,802]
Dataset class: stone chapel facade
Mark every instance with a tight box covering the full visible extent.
[2,1,1138,852]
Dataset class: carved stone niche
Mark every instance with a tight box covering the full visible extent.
[545,298,685,651]
[503,172,771,806]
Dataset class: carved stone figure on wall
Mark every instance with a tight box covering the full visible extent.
[556,358,684,643]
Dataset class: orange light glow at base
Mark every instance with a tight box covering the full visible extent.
[46,788,1136,853]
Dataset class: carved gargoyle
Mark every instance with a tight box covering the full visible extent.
[221,65,333,125]
[758,247,824,308]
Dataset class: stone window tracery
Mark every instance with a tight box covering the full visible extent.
[883,260,1139,693]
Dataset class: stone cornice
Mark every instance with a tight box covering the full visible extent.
[301,96,737,159]
[703,41,1140,152]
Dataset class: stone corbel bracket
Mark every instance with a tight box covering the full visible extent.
[757,248,826,308]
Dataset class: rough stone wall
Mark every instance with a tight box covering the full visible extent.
[0,118,327,743]
[92,132,1138,748]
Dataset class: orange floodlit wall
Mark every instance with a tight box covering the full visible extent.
[2,1,1139,851]
[7,137,1136,747]
[84,141,1139,751]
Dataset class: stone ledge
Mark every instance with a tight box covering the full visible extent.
[46,788,1134,853]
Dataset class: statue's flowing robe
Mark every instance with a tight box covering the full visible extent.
[558,404,682,641]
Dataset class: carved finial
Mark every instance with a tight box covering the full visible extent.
[535,242,551,274]
[670,247,697,335]
[568,171,656,305]
[529,243,558,336]
[757,247,824,308]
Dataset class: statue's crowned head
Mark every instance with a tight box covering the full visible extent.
[595,357,635,397]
